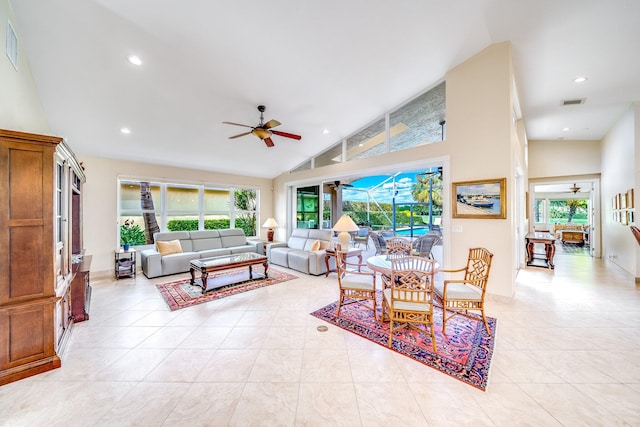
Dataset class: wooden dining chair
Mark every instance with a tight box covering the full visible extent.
[385,237,412,256]
[382,256,437,352]
[335,250,377,320]
[433,247,493,335]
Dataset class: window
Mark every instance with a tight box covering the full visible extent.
[290,80,446,173]
[118,180,258,246]
[389,82,446,152]
[534,198,545,223]
[549,199,588,225]
[346,118,386,161]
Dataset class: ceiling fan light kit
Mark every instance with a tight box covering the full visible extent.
[223,105,302,147]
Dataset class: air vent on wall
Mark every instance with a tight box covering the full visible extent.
[561,98,585,106]
[6,20,18,70]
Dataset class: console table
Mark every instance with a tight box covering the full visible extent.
[324,248,363,277]
[525,232,556,269]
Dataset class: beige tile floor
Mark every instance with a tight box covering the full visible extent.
[1,245,639,426]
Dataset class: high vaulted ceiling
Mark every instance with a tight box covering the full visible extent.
[9,0,640,179]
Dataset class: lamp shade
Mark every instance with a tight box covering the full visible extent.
[332,215,359,250]
[262,218,278,228]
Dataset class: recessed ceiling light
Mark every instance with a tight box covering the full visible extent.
[127,55,142,66]
[562,127,570,131]
[120,127,131,134]
[573,76,587,83]
[322,129,330,135]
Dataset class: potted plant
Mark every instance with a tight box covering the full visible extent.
[120,219,145,251]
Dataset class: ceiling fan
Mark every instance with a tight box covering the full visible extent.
[223,105,302,147]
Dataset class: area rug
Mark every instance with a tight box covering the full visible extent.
[310,295,497,391]
[156,267,298,311]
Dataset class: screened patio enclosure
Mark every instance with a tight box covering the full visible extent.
[307,167,444,238]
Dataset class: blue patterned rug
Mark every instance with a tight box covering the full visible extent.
[311,295,496,391]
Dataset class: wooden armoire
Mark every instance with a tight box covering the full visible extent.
[0,129,86,385]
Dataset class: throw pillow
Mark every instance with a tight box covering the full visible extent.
[157,239,183,256]
[310,239,321,251]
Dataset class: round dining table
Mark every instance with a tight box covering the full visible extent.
[366,255,439,276]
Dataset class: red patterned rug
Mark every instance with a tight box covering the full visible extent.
[310,294,496,390]
[156,266,298,311]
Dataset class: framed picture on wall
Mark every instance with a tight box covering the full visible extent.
[628,188,635,208]
[452,178,506,219]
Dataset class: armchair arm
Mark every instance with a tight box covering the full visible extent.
[439,267,467,273]
[140,249,162,278]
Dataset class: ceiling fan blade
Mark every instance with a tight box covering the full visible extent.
[222,121,253,129]
[228,131,252,139]
[263,137,275,147]
[264,119,281,129]
[271,130,302,140]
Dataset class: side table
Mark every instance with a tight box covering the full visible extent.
[115,248,136,278]
[325,248,363,277]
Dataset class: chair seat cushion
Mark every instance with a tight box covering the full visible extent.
[341,274,375,291]
[383,288,432,312]
[434,282,482,300]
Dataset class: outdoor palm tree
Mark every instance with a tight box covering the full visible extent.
[411,170,443,218]
[566,199,587,223]
[140,181,160,243]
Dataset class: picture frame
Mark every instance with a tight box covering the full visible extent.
[621,192,627,209]
[628,188,635,209]
[452,177,506,219]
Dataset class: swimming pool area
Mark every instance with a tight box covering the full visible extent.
[394,226,432,236]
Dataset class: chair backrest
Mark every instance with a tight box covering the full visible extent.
[412,234,441,258]
[463,247,494,293]
[389,256,436,304]
[368,231,384,254]
[357,226,371,237]
[386,237,412,255]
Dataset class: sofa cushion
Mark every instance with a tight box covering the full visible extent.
[161,251,198,275]
[288,250,310,273]
[270,247,293,267]
[219,228,248,247]
[198,248,231,258]
[154,231,193,252]
[157,239,183,256]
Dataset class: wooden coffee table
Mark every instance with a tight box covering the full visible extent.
[190,252,268,292]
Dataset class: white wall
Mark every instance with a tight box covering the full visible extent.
[273,43,522,298]
[600,105,638,277]
[528,140,601,179]
[80,155,273,273]
[0,0,49,132]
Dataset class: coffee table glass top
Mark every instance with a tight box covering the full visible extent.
[192,252,266,268]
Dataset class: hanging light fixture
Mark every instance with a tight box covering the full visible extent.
[569,183,581,193]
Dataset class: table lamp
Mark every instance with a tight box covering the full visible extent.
[332,214,359,250]
[262,218,278,242]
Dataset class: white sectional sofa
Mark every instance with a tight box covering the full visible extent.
[267,228,334,275]
[140,229,260,278]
